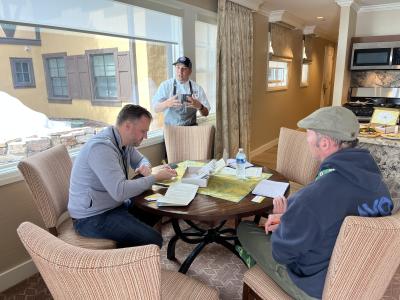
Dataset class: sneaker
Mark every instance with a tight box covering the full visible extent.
[235,245,256,268]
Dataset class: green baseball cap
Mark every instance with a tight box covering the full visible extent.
[297,106,359,141]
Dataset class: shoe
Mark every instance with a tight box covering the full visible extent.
[235,245,256,268]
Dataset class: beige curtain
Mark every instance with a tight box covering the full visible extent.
[270,23,293,60]
[215,0,253,158]
[304,34,314,63]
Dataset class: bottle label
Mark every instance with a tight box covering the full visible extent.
[236,158,246,164]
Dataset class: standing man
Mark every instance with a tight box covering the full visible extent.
[152,56,210,126]
[68,104,177,248]
[237,107,393,299]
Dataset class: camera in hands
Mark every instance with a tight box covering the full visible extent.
[179,94,192,103]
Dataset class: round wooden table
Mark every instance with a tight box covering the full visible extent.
[134,167,289,273]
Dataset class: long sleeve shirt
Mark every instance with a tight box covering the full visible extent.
[68,126,155,219]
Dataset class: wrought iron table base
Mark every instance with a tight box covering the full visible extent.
[167,219,242,274]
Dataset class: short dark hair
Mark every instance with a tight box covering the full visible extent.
[116,104,152,126]
[315,131,358,149]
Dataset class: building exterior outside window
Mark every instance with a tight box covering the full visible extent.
[0,0,216,169]
[91,53,117,99]
[48,57,68,97]
[10,58,35,88]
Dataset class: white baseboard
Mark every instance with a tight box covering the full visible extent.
[0,259,37,292]
[249,138,279,159]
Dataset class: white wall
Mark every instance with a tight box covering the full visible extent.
[356,8,400,36]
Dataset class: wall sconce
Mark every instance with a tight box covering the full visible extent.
[302,36,307,60]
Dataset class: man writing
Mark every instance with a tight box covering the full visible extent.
[68,104,177,248]
[238,106,393,299]
[152,56,210,126]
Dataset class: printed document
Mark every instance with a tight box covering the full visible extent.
[157,182,199,206]
[252,180,289,198]
[245,167,262,178]
[219,166,262,178]
[195,158,226,178]
[227,158,254,169]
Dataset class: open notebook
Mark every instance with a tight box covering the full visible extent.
[157,182,199,206]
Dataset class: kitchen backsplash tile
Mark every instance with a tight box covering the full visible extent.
[351,70,400,87]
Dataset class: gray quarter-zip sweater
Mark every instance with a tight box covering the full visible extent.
[68,126,155,219]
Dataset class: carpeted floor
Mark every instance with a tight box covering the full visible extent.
[1,219,400,300]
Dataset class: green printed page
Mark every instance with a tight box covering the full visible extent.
[157,160,272,202]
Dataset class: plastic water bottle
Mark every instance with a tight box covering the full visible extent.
[236,148,246,179]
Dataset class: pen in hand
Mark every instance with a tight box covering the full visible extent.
[161,160,171,169]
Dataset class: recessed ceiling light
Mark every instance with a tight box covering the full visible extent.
[316,16,325,20]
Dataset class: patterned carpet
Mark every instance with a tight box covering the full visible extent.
[1,221,400,300]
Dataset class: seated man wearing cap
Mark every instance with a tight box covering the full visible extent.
[237,107,393,299]
[152,56,210,126]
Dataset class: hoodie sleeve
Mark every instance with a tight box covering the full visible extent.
[88,143,155,203]
[129,147,151,169]
[271,200,322,266]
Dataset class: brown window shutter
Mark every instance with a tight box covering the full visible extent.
[77,55,92,100]
[117,52,132,102]
[66,56,80,99]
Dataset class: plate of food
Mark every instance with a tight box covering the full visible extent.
[359,127,381,138]
[381,133,400,140]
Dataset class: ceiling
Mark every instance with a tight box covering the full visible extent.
[259,0,400,41]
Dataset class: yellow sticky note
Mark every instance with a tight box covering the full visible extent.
[251,196,265,203]
[144,193,163,201]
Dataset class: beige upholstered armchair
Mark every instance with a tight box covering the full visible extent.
[164,125,215,164]
[242,211,400,300]
[17,222,219,300]
[276,127,320,195]
[18,145,115,249]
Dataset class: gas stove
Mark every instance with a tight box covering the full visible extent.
[345,88,400,123]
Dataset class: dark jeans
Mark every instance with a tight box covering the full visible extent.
[73,204,162,248]
[237,221,318,300]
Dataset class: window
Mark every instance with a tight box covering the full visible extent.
[49,58,68,96]
[267,60,289,91]
[301,63,309,87]
[0,0,216,173]
[195,20,217,114]
[43,53,69,100]
[90,52,117,100]
[10,58,35,88]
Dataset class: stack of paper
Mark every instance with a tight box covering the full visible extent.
[219,166,262,178]
[157,182,199,206]
[227,158,254,169]
[252,180,289,198]
[195,158,226,178]
[181,166,209,187]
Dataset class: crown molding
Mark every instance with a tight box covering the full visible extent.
[257,6,271,17]
[229,0,264,11]
[335,0,360,11]
[335,0,352,7]
[359,2,400,13]
[303,25,316,35]
[269,10,305,30]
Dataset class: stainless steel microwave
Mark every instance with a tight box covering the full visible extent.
[350,41,400,70]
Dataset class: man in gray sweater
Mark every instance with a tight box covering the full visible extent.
[68,104,176,248]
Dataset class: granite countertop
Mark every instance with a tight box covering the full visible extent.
[358,136,400,148]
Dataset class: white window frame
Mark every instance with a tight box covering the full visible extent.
[301,63,309,87]
[267,59,290,92]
